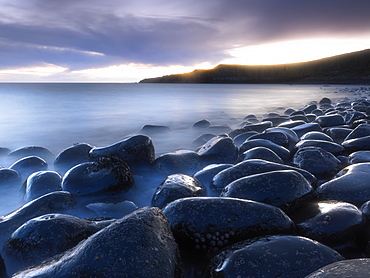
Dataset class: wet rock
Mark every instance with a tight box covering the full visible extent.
[2,213,109,276]
[0,191,75,250]
[342,135,370,152]
[207,124,232,134]
[193,119,211,129]
[0,169,22,187]
[139,124,171,134]
[197,136,238,164]
[221,170,314,213]
[89,134,155,169]
[7,146,54,165]
[312,108,324,116]
[9,156,47,180]
[193,164,233,196]
[291,201,363,245]
[345,123,370,140]
[292,147,342,180]
[62,157,134,196]
[346,111,367,126]
[242,121,272,133]
[305,258,370,277]
[152,174,206,209]
[295,139,345,155]
[291,122,322,137]
[349,151,370,164]
[163,197,294,255]
[232,131,258,147]
[242,146,283,164]
[24,171,62,202]
[325,127,353,144]
[279,120,307,129]
[265,126,300,150]
[212,159,316,191]
[316,114,345,127]
[319,97,332,106]
[154,150,201,176]
[247,131,289,148]
[317,163,370,206]
[290,115,309,122]
[302,103,318,114]
[207,235,343,278]
[13,207,182,278]
[301,131,334,142]
[54,143,93,175]
[86,200,138,218]
[239,139,290,161]
[192,134,216,149]
[261,116,288,126]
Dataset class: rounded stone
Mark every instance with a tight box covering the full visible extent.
[193,164,233,195]
[62,157,134,196]
[54,143,93,175]
[86,200,138,218]
[163,197,294,255]
[292,147,342,180]
[291,122,322,138]
[139,124,171,134]
[247,131,289,148]
[193,119,211,129]
[152,174,206,209]
[349,151,370,164]
[197,136,238,164]
[9,156,47,180]
[0,169,22,187]
[295,139,345,155]
[24,171,62,202]
[342,135,370,153]
[325,127,353,144]
[7,146,54,165]
[301,131,334,142]
[316,114,345,127]
[221,170,314,213]
[154,150,201,176]
[239,139,290,161]
[242,146,283,164]
[243,121,272,133]
[345,124,370,141]
[207,235,343,278]
[305,258,370,277]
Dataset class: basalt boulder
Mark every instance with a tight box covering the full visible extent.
[163,197,294,256]
[206,235,343,278]
[154,150,201,176]
[9,156,47,181]
[54,143,93,175]
[7,146,54,165]
[24,171,62,202]
[242,146,283,164]
[197,136,238,164]
[239,139,290,161]
[13,207,182,278]
[316,114,345,127]
[305,258,370,277]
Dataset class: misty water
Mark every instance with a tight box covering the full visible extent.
[0,83,365,215]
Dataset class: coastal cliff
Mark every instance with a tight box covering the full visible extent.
[140,49,370,84]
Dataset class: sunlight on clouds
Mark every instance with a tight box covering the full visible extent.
[222,39,370,65]
[72,62,215,82]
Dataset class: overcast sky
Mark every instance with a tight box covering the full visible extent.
[1,0,370,82]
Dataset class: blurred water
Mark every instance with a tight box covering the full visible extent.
[0,83,359,215]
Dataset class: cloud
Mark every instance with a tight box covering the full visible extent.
[0,0,370,74]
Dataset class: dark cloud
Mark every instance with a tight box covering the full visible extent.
[1,0,370,72]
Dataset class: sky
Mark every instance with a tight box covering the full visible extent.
[1,0,370,82]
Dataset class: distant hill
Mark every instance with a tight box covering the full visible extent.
[140,49,370,84]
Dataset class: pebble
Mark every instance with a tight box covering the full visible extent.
[2,92,370,276]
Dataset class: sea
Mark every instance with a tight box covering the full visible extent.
[0,82,368,215]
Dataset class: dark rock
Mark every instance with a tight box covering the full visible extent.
[13,207,182,278]
[242,146,283,164]
[290,110,306,116]
[349,151,370,164]
[317,163,370,206]
[325,127,353,144]
[302,104,318,114]
[279,120,307,129]
[290,115,309,122]
[316,114,345,127]
[212,159,316,191]
[62,157,134,196]
[344,123,370,140]
[265,126,300,150]
[152,174,206,209]
[221,170,314,213]
[239,139,290,161]
[86,200,138,218]
[193,164,233,196]
[2,213,108,276]
[163,197,294,255]
[154,150,201,176]
[0,169,22,187]
[301,131,334,142]
[247,131,289,148]
[292,147,342,180]
[24,171,62,202]
[198,136,238,164]
[54,143,93,175]
[139,124,171,134]
[295,140,345,155]
[193,119,211,129]
[312,108,324,116]
[232,131,258,147]
[305,258,370,277]
[7,146,54,165]
[284,108,295,115]
[0,191,75,250]
[192,134,216,149]
[291,122,322,137]
[207,235,343,278]
[291,201,363,245]
[319,97,332,106]
[342,135,370,152]
[261,116,288,126]
[346,111,367,125]
[89,135,155,169]
[306,113,317,122]
[9,156,47,180]
[242,121,272,133]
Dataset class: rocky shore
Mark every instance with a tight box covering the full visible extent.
[1,88,370,277]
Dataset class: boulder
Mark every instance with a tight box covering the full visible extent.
[24,171,62,202]
[54,143,93,174]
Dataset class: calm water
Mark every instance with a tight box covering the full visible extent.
[0,83,366,215]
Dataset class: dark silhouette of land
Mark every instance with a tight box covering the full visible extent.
[140,49,370,84]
